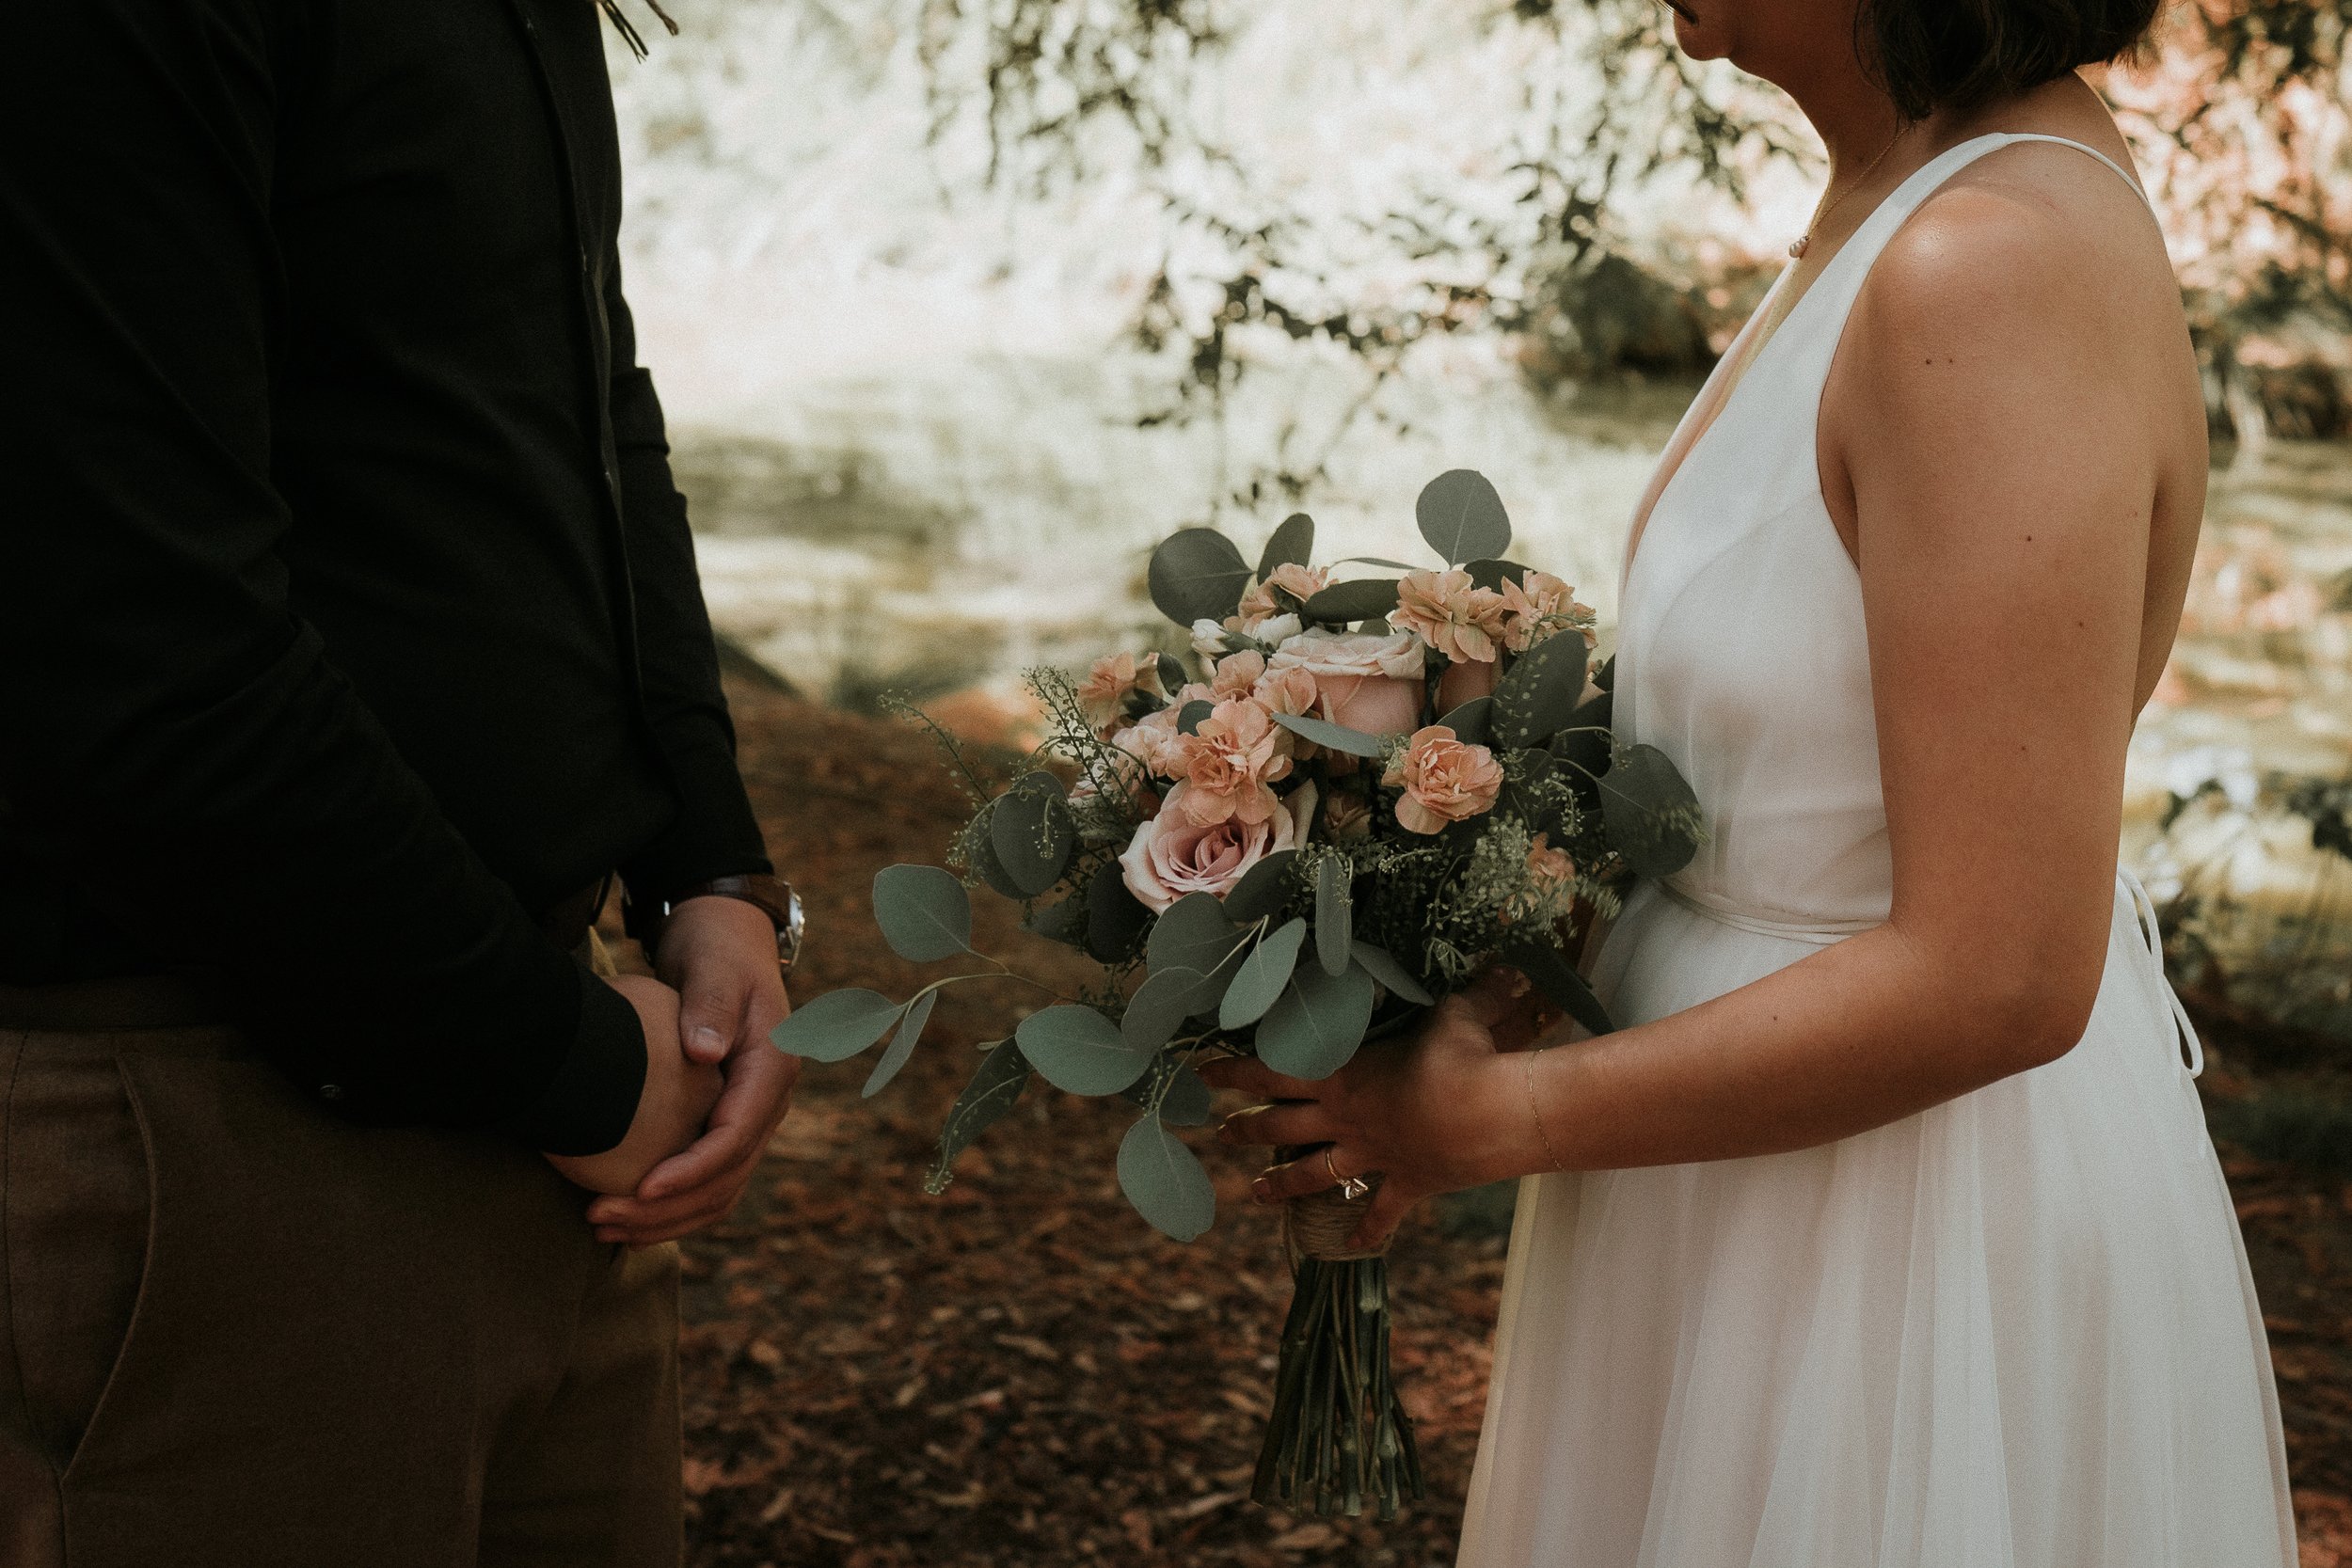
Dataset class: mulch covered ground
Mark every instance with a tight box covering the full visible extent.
[667,682,2352,1567]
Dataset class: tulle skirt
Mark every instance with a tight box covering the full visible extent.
[1455,879,2298,1568]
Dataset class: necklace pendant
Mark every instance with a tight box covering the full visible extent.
[1788,235,1810,260]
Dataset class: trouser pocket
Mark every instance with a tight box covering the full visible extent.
[0,1037,152,1476]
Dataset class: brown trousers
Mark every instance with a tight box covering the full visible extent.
[0,1022,682,1568]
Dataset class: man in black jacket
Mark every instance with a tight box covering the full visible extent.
[0,0,796,1560]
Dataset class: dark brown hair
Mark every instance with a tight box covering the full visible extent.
[1857,0,2163,120]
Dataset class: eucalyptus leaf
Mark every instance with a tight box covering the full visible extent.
[1314,856,1353,976]
[1416,468,1512,565]
[1463,557,1533,593]
[1148,529,1251,627]
[1599,742,1704,879]
[771,989,904,1063]
[872,863,972,962]
[1258,513,1315,578]
[1146,892,1242,990]
[1349,940,1436,1006]
[1270,711,1391,758]
[1084,864,1152,962]
[1176,699,1214,736]
[1332,556,1422,571]
[1255,962,1376,1080]
[1220,917,1307,1029]
[1221,847,1298,925]
[1121,967,1201,1053]
[1504,941,1615,1037]
[1120,1053,1213,1127]
[991,771,1075,895]
[1550,689,1615,806]
[965,799,1032,901]
[1491,631,1590,748]
[1437,695,1494,747]
[1154,652,1188,695]
[1022,891,1090,947]
[1301,577,1403,625]
[862,989,937,1099]
[1117,1115,1216,1242]
[1016,1005,1157,1096]
[925,1041,1030,1194]
[1594,653,1617,692]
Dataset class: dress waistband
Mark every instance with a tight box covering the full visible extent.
[1661,871,2203,1080]
[1657,882,1881,945]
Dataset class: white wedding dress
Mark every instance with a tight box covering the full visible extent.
[1456,135,2298,1568]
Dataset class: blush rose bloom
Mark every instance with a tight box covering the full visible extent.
[1382,724,1504,834]
[1391,569,1509,664]
[1167,699,1293,825]
[1526,832,1577,892]
[1119,782,1314,911]
[1435,654,1499,716]
[1268,629,1427,737]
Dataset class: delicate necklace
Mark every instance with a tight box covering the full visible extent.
[1790,125,1906,259]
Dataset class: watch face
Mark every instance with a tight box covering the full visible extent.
[778,889,807,967]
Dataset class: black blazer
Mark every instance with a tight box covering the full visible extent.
[0,0,771,1153]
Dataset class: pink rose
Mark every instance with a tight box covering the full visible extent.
[1167,699,1293,825]
[1119,782,1311,911]
[1435,655,1499,716]
[1391,569,1509,664]
[1268,629,1428,737]
[1076,652,1166,734]
[1381,724,1503,834]
[1526,832,1576,892]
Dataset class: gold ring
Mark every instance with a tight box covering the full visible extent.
[1326,1148,1371,1201]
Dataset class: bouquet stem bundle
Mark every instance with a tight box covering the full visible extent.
[1252,1185,1423,1519]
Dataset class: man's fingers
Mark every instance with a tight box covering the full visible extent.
[638,1047,795,1200]
[1197,1055,1329,1102]
[676,975,750,1066]
[590,1175,745,1234]
[1216,1100,1336,1149]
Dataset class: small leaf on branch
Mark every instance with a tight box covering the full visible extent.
[1270,711,1391,758]
[926,1040,1030,1194]
[1022,891,1090,947]
[1348,941,1435,1006]
[1491,631,1589,747]
[1502,942,1615,1037]
[1120,1052,1214,1127]
[1258,513,1315,578]
[1176,699,1215,736]
[1148,529,1252,627]
[1154,651,1189,695]
[1598,742,1703,879]
[862,989,938,1099]
[1301,577,1402,625]
[771,990,904,1063]
[1016,1005,1157,1096]
[1437,695,1494,747]
[1314,856,1353,976]
[965,798,1033,900]
[1222,847,1298,925]
[1146,892,1246,1011]
[992,771,1075,895]
[872,863,973,961]
[1117,1115,1217,1242]
[1255,962,1375,1080]
[1121,967,1201,1053]
[1220,917,1307,1029]
[1463,558,1532,592]
[1416,469,1512,565]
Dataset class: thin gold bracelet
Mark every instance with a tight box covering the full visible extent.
[1524,1049,1567,1172]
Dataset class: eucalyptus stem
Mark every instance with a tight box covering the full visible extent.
[1251,1256,1423,1521]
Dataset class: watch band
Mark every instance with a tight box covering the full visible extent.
[623,873,804,974]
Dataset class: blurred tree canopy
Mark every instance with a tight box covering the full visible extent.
[911,0,2352,469]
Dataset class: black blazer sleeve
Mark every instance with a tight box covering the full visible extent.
[0,0,645,1153]
[602,259,774,899]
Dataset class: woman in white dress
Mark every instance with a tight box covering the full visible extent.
[1203,2,2300,1563]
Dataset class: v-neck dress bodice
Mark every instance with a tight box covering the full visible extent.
[1454,135,2298,1568]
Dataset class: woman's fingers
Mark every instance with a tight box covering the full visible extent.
[1197,1055,1329,1102]
[1249,1148,1364,1205]
[1346,1180,1420,1252]
[1216,1099,1337,1149]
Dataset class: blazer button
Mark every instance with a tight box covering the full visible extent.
[318,1083,345,1102]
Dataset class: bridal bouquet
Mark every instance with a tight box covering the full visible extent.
[772,468,1700,1520]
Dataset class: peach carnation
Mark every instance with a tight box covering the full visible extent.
[1496,571,1597,653]
[1167,699,1293,826]
[1381,724,1503,834]
[1238,562,1329,626]
[1391,569,1509,664]
[1076,652,1166,734]
[1210,650,1269,702]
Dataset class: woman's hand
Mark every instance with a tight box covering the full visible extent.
[1199,969,1548,1251]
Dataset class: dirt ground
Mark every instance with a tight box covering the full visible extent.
[664,683,2352,1567]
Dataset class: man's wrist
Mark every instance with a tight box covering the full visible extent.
[623,872,803,974]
